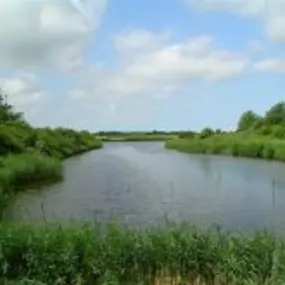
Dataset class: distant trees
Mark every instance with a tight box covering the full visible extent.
[199,127,215,139]
[264,102,285,126]
[236,101,285,132]
[0,89,102,157]
[179,131,196,139]
[0,90,26,125]
[237,110,262,131]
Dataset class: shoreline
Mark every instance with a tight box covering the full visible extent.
[165,135,285,163]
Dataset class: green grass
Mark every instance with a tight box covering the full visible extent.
[165,133,285,162]
[0,154,62,218]
[0,154,62,190]
[0,222,284,284]
[0,125,103,215]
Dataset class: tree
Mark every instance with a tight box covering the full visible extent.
[215,129,222,135]
[0,90,26,124]
[264,101,285,126]
[199,127,214,139]
[237,110,261,131]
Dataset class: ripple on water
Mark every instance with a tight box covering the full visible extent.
[6,142,285,234]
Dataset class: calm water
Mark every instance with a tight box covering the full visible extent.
[6,142,285,232]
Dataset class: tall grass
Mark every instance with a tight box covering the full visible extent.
[0,154,62,218]
[0,154,62,191]
[0,124,103,214]
[166,134,285,162]
[0,222,284,284]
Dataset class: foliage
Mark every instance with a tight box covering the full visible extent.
[0,222,284,285]
[264,101,285,126]
[166,134,285,162]
[179,131,196,139]
[198,128,215,139]
[166,101,285,162]
[98,133,177,142]
[0,153,62,193]
[0,91,26,125]
[0,92,102,214]
[237,110,262,131]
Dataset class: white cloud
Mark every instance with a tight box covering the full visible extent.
[70,31,248,116]
[115,29,171,54]
[188,0,285,42]
[0,0,107,71]
[247,40,264,52]
[123,39,247,82]
[254,58,285,73]
[72,30,247,102]
[189,0,265,16]
[0,73,44,108]
[107,33,247,93]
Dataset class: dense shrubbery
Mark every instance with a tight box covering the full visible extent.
[0,92,102,213]
[0,222,283,285]
[166,101,285,161]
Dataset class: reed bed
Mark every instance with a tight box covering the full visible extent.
[0,222,284,284]
[165,134,285,162]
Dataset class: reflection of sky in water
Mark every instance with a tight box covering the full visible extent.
[7,142,285,234]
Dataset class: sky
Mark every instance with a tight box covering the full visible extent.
[1,0,285,131]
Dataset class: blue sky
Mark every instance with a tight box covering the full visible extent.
[1,0,285,131]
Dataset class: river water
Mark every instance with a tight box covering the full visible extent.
[6,142,285,233]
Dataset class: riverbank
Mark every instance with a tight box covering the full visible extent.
[0,125,102,216]
[0,137,102,216]
[98,134,178,142]
[0,153,63,215]
[0,222,282,284]
[165,133,285,162]
[165,101,285,162]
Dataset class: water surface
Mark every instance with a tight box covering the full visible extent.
[7,142,285,233]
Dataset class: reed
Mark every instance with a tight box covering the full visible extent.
[0,222,284,284]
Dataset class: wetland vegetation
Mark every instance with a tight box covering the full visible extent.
[0,91,102,215]
[1,222,284,285]
[96,131,178,142]
[166,101,285,162]
[3,96,285,284]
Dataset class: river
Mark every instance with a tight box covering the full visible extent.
[6,142,285,233]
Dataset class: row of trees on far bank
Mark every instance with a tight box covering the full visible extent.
[0,90,101,158]
[178,101,285,140]
[237,102,285,131]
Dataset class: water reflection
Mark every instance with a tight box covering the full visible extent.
[7,142,285,233]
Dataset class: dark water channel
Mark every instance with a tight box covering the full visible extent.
[7,142,285,233]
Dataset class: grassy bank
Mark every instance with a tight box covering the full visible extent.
[0,128,102,214]
[0,93,102,214]
[96,132,178,142]
[0,154,62,218]
[166,101,285,162]
[165,134,285,161]
[0,222,284,285]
